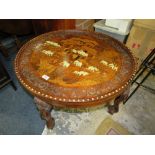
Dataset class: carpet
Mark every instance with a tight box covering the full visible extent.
[0,42,45,135]
[95,117,130,135]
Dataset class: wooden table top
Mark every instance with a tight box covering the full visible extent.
[14,30,136,108]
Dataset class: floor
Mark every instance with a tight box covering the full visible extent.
[0,36,155,135]
[0,38,45,135]
[42,78,155,135]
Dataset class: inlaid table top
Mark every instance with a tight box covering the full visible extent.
[14,30,136,108]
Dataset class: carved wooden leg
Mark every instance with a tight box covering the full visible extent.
[34,97,55,129]
[108,87,130,114]
[108,99,120,115]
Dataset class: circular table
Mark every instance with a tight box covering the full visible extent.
[14,30,136,129]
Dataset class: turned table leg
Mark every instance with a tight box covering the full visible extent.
[34,97,55,129]
[108,87,130,115]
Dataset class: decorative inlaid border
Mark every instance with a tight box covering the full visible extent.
[14,30,137,104]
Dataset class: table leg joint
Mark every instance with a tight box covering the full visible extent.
[34,97,55,129]
[108,88,130,114]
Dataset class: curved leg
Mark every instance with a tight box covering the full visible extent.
[34,97,55,129]
[108,99,119,115]
[108,86,130,114]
